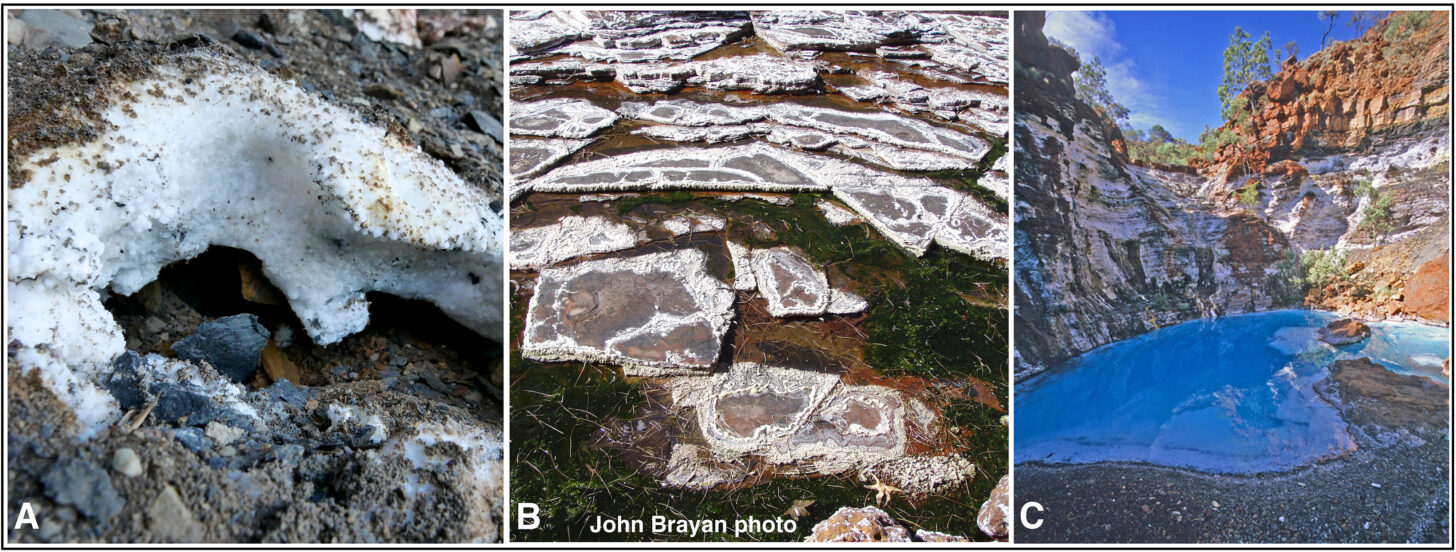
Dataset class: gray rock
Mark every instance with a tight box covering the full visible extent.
[263,444,305,467]
[42,458,123,521]
[173,427,212,453]
[151,381,257,430]
[105,351,149,410]
[257,379,309,408]
[467,111,504,141]
[171,314,270,383]
[15,10,93,49]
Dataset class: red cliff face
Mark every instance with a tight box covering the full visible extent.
[1208,12,1450,179]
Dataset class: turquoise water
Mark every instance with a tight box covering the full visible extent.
[1016,310,1451,474]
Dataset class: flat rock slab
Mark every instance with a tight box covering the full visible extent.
[834,185,961,256]
[509,138,594,183]
[522,248,734,375]
[665,363,935,487]
[935,192,1011,262]
[751,246,831,316]
[509,215,640,270]
[753,11,930,53]
[528,142,841,193]
[1318,357,1450,434]
[510,98,619,139]
[730,244,866,316]
[615,55,822,95]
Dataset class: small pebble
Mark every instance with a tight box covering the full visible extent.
[112,448,143,478]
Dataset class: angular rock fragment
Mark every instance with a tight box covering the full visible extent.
[727,241,757,291]
[170,314,270,383]
[827,289,869,314]
[509,215,638,270]
[977,474,1011,539]
[42,458,124,521]
[515,11,751,63]
[510,98,619,139]
[804,506,912,542]
[660,213,726,235]
[522,249,735,375]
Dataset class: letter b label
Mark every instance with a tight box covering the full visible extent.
[517,503,540,530]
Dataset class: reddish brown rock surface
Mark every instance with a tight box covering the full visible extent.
[1404,250,1451,323]
[1318,318,1372,346]
[1207,12,1450,179]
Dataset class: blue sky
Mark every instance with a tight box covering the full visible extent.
[1043,10,1377,141]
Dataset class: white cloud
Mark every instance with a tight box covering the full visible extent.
[1043,11,1187,139]
[1043,11,1122,59]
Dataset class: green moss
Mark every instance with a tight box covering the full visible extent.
[614,190,697,216]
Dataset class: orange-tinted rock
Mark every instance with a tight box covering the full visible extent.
[1262,159,1309,179]
[1404,250,1450,323]
[1318,318,1372,346]
[805,507,911,542]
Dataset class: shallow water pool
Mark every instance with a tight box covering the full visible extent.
[1015,310,1450,474]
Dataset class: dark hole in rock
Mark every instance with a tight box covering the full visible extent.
[102,246,501,405]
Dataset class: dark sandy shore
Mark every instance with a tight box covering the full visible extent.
[1015,358,1451,544]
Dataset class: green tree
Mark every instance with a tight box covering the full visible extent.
[1074,56,1130,123]
[1217,27,1274,120]
[1346,11,1385,36]
[1147,125,1174,143]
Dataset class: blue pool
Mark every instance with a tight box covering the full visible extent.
[1015,310,1451,474]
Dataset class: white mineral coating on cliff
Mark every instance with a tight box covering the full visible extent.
[508,137,594,183]
[6,51,503,437]
[509,215,639,270]
[521,249,735,375]
[510,98,619,139]
[664,363,931,486]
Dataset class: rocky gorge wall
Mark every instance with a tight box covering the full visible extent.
[1013,11,1451,377]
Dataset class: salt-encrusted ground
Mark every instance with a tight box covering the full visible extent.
[6,9,504,543]
[508,10,1010,542]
